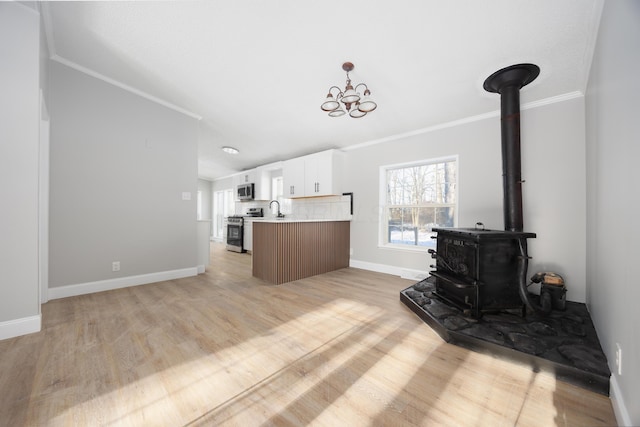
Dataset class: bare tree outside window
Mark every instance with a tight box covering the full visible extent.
[382,158,457,248]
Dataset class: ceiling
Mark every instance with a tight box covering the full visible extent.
[41,1,602,180]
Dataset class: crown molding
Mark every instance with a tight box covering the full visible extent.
[580,0,605,93]
[51,55,202,120]
[343,91,584,151]
[39,1,56,57]
[40,2,201,121]
[522,91,583,110]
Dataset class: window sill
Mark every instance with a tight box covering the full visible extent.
[378,243,434,253]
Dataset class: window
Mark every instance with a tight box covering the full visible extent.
[271,175,289,214]
[380,156,457,249]
[213,189,234,240]
[271,176,283,201]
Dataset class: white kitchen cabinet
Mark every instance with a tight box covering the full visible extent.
[244,219,253,251]
[232,169,257,201]
[283,149,344,198]
[304,149,342,197]
[233,169,256,188]
[283,157,305,197]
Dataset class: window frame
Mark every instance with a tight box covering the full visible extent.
[378,155,459,252]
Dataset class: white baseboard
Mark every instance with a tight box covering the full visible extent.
[610,375,633,426]
[48,267,199,300]
[0,314,41,341]
[197,264,206,274]
[349,259,429,281]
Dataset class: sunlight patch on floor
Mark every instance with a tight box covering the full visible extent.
[312,325,436,425]
[431,350,558,427]
[50,298,397,425]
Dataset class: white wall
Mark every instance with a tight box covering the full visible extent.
[212,176,234,193]
[198,179,212,220]
[586,1,640,425]
[37,5,50,105]
[0,3,41,337]
[49,62,199,291]
[345,96,589,302]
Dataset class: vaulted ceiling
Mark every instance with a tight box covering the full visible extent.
[42,1,603,180]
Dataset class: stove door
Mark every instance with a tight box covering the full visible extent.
[431,271,480,317]
[226,222,244,252]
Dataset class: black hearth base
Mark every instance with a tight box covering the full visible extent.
[400,277,610,395]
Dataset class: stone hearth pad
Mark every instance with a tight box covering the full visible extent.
[400,278,610,395]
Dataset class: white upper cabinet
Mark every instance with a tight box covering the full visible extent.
[283,149,344,198]
[231,169,256,201]
[233,169,256,187]
[283,157,306,197]
[304,149,337,197]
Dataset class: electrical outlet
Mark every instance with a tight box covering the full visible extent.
[112,261,120,272]
[615,343,622,375]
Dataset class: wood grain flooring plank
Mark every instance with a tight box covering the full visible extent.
[0,242,617,426]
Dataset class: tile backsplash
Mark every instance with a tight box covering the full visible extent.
[237,194,352,220]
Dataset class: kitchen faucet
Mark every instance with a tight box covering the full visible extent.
[269,200,285,218]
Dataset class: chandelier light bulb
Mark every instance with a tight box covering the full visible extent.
[341,86,360,104]
[321,93,340,112]
[358,89,377,113]
[328,107,346,117]
[349,102,367,118]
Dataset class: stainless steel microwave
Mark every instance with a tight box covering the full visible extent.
[237,183,254,200]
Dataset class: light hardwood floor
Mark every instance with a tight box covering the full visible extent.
[1,242,616,426]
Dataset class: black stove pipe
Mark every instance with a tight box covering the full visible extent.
[484,64,550,315]
[483,64,539,232]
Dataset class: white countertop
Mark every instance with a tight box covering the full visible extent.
[247,217,351,223]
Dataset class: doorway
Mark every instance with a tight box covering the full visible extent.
[213,189,234,241]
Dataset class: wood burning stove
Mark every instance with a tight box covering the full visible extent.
[399,63,609,394]
[428,63,541,318]
[429,227,535,318]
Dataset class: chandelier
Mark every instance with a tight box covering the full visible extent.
[320,62,377,118]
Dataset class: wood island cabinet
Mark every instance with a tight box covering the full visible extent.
[252,220,350,284]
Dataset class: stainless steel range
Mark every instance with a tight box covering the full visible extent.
[226,207,263,253]
[226,216,245,253]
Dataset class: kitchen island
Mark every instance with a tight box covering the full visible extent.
[252,219,350,285]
